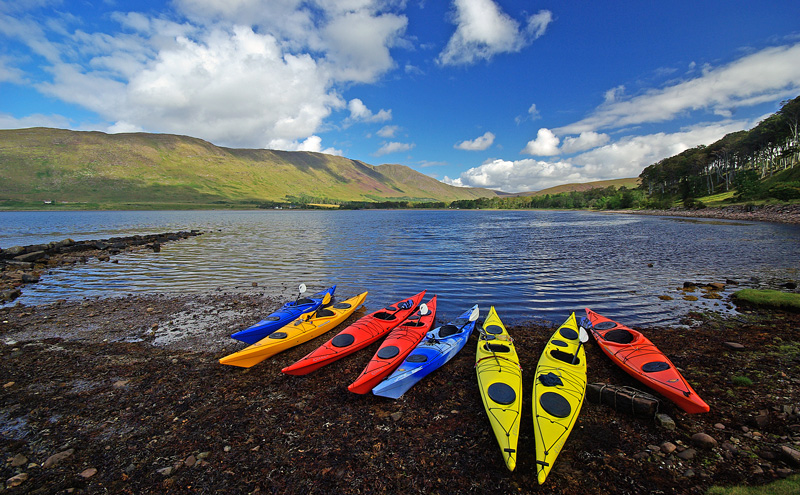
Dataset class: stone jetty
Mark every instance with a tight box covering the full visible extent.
[0,231,202,302]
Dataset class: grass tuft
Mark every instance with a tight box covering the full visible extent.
[707,474,800,495]
[732,289,800,312]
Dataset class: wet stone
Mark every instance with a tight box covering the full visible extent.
[691,432,718,449]
[656,413,676,430]
[780,446,800,466]
[660,442,677,455]
[6,473,28,488]
[79,467,98,478]
[43,448,74,468]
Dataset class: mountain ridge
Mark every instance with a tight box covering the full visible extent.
[0,127,497,207]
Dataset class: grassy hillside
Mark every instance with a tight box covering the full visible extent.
[0,128,496,208]
[518,177,641,197]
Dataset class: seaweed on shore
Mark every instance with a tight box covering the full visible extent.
[1,293,799,494]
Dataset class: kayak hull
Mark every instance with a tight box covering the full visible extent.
[532,313,587,485]
[282,291,426,376]
[583,308,709,414]
[475,306,522,472]
[348,295,438,394]
[231,285,336,344]
[219,292,367,368]
[372,304,478,399]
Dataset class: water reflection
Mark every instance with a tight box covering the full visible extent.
[2,210,799,327]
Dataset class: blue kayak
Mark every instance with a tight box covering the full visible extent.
[372,304,478,399]
[231,285,336,344]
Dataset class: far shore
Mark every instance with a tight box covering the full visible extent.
[3,202,800,224]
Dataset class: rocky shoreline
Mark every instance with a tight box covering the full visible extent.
[619,204,800,225]
[1,225,799,493]
[0,231,203,303]
[1,288,799,494]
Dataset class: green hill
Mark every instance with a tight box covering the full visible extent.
[0,128,497,209]
[500,177,640,197]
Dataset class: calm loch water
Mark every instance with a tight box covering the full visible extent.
[2,209,799,327]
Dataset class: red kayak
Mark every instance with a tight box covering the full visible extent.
[282,291,427,376]
[583,308,709,414]
[347,295,438,394]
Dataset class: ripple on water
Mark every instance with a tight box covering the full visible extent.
[3,209,799,327]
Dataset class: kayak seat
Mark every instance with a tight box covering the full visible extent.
[484,343,511,353]
[316,308,335,317]
[594,321,618,330]
[437,324,459,338]
[605,329,634,344]
[559,327,578,340]
[540,392,571,418]
[373,312,396,321]
[333,303,352,309]
[487,382,516,405]
[377,345,400,359]
[331,333,355,347]
[293,298,314,306]
[550,349,579,365]
[484,324,504,334]
[642,361,671,372]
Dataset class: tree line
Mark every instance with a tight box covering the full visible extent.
[639,95,800,202]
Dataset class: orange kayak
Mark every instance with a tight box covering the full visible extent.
[282,291,427,376]
[218,292,367,368]
[348,295,437,394]
[583,308,709,414]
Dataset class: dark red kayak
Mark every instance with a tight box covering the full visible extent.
[282,291,426,376]
[347,295,437,394]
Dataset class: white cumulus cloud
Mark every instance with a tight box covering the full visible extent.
[437,0,552,66]
[454,131,495,151]
[268,135,343,156]
[522,128,560,156]
[447,119,755,192]
[2,0,410,150]
[559,131,610,154]
[443,157,583,192]
[347,98,392,123]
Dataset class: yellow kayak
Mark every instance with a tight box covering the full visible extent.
[475,306,522,472]
[219,292,367,368]
[531,312,588,484]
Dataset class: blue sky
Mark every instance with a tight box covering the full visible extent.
[2,0,800,193]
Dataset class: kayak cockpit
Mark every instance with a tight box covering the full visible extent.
[603,328,637,344]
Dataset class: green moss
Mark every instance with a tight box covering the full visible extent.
[732,289,800,312]
[707,474,800,495]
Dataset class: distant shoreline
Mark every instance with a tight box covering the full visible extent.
[3,203,800,225]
